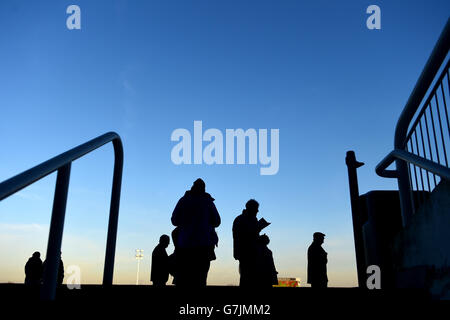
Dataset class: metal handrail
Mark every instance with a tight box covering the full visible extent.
[376,18,450,227]
[403,59,450,144]
[0,132,124,300]
[394,19,450,151]
[376,149,450,181]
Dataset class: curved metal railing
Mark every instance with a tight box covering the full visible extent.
[0,132,123,300]
[376,18,450,226]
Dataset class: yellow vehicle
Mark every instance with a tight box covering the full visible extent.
[274,277,301,287]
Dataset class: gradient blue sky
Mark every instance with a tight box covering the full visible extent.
[0,1,449,286]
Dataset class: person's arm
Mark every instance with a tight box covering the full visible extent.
[209,202,221,227]
[171,198,184,226]
[322,248,328,264]
[232,219,241,260]
[308,246,318,268]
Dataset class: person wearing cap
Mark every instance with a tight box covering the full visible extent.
[307,232,328,288]
[171,178,221,287]
[151,234,170,287]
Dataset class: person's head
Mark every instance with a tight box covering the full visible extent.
[313,232,325,244]
[32,251,40,259]
[259,234,270,246]
[245,199,259,217]
[191,178,206,194]
[159,234,170,248]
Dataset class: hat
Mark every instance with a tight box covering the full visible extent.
[313,232,325,239]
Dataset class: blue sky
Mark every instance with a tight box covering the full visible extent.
[0,1,449,286]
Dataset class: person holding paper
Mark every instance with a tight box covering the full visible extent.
[232,199,270,287]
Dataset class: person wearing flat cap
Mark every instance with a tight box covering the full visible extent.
[307,232,328,288]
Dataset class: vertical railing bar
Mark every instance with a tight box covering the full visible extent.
[407,163,412,191]
[410,139,420,196]
[410,137,419,191]
[423,110,438,187]
[434,92,449,167]
[406,141,414,195]
[429,100,442,165]
[418,120,431,192]
[103,138,124,287]
[414,131,426,206]
[440,73,450,141]
[40,163,71,300]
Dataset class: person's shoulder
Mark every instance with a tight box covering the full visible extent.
[180,190,191,200]
[232,214,243,230]
[233,213,244,223]
[204,192,215,201]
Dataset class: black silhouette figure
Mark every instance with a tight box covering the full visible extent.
[24,251,42,286]
[233,199,270,287]
[171,178,221,287]
[151,234,170,287]
[42,251,64,286]
[168,227,180,285]
[257,234,278,287]
[307,232,328,288]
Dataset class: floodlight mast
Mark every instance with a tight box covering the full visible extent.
[135,249,144,285]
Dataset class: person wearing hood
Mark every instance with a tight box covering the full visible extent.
[171,178,221,287]
[25,251,43,286]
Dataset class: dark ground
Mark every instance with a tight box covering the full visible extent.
[0,284,437,318]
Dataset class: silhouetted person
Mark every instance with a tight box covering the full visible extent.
[257,234,278,287]
[307,232,328,288]
[171,178,221,287]
[168,227,180,285]
[42,251,64,286]
[233,199,265,287]
[151,234,170,287]
[24,251,42,286]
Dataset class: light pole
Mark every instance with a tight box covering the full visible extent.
[135,249,144,285]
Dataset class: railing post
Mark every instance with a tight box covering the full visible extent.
[396,159,414,227]
[102,138,124,286]
[40,163,71,300]
[345,151,365,287]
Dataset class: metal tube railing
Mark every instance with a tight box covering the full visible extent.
[377,149,450,181]
[0,132,123,300]
[377,19,450,226]
[40,163,71,300]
